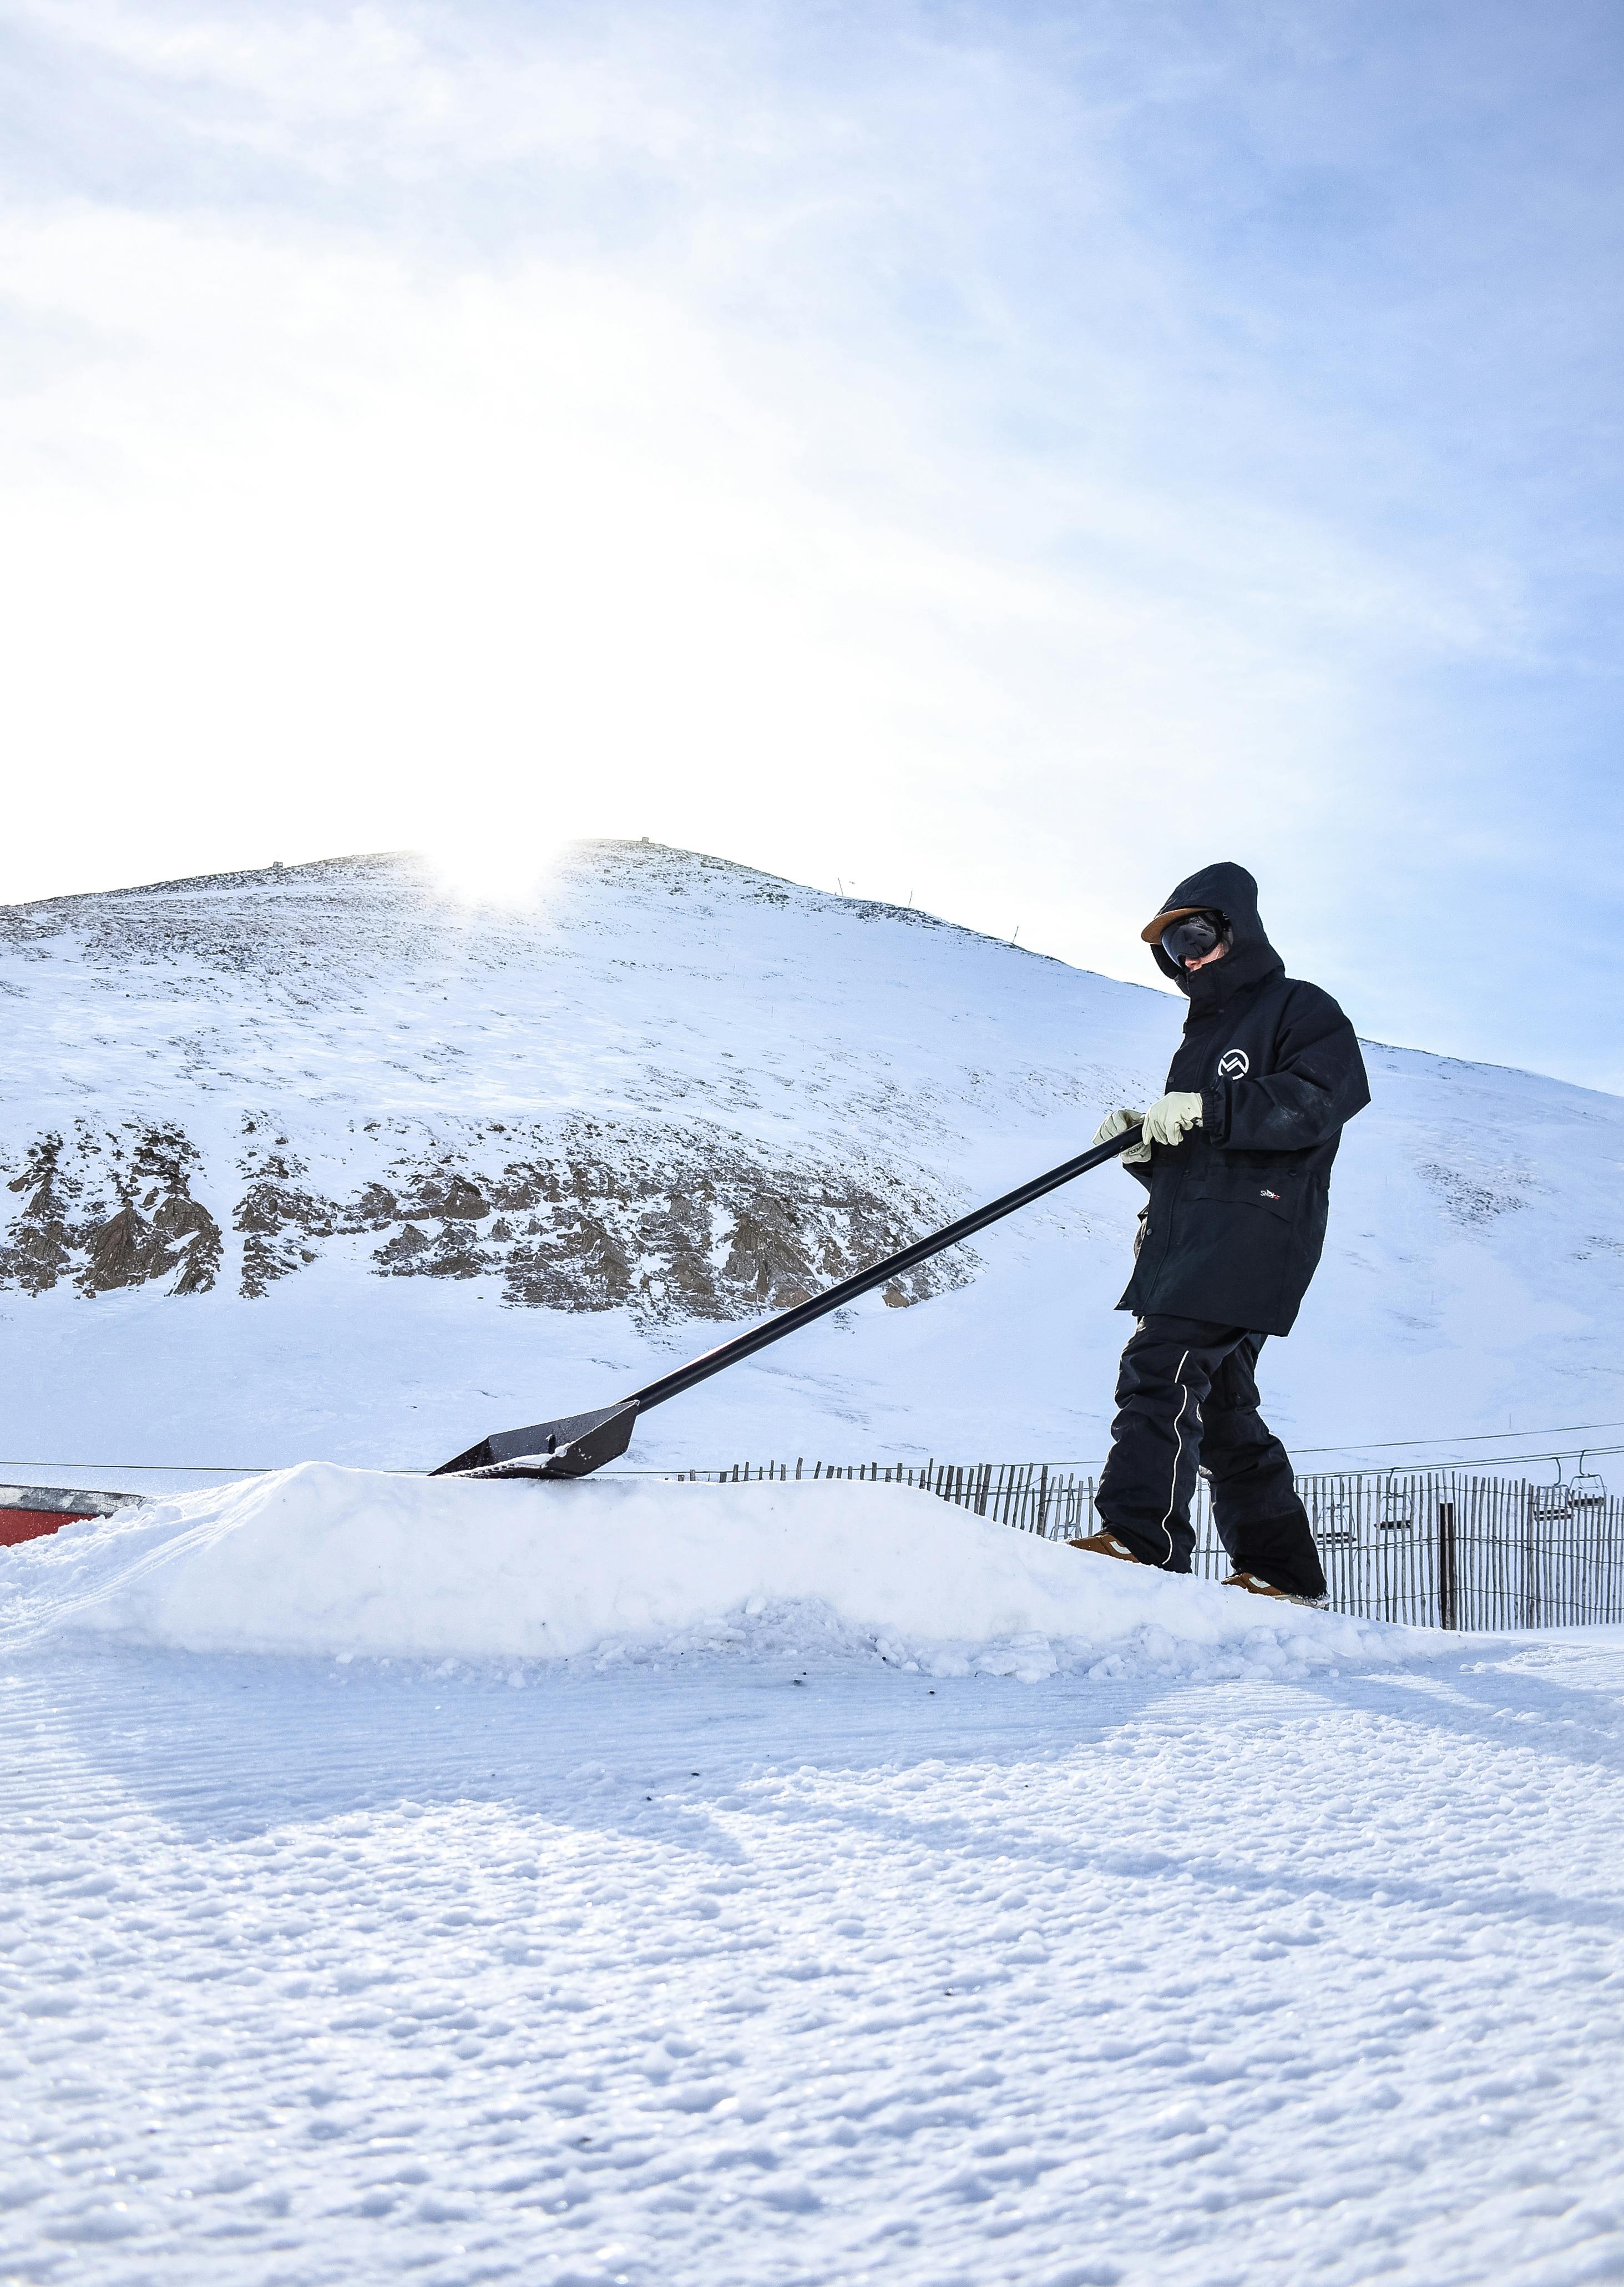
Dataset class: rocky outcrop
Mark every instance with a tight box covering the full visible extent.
[365,1118,970,1321]
[0,1112,972,1322]
[0,1123,222,1297]
[1418,1160,1532,1229]
[234,1125,346,1298]
[1,1133,74,1295]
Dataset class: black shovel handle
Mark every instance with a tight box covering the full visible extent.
[629,1122,1144,1415]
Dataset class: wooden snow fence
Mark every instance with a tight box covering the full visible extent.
[665,1461,1624,1631]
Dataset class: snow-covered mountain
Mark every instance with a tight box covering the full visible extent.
[2,842,1620,1477]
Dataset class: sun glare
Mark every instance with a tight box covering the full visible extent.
[427,837,565,909]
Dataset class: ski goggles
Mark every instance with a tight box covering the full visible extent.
[1157,910,1231,966]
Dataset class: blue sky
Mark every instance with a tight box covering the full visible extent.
[1,0,1621,1087]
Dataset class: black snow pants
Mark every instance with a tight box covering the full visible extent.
[1094,1315,1325,1599]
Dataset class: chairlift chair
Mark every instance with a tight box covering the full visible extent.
[1530,1463,1571,1521]
[1378,1474,1414,1532]
[1569,1452,1607,1512]
[1313,1480,1359,1548]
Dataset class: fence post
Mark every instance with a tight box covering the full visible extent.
[1438,1498,1457,1631]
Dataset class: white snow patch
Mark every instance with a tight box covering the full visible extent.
[3,1461,1428,1680]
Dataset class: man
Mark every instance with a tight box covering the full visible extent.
[1073,862,1369,1603]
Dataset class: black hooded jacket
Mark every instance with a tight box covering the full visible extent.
[1119,861,1370,1336]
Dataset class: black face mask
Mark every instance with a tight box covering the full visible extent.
[1160,910,1231,967]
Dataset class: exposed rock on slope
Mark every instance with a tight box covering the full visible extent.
[226,1112,963,1316]
[2,1124,222,1298]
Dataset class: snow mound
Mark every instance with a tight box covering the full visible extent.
[0,1463,1434,1681]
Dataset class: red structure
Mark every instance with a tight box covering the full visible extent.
[0,1485,140,1547]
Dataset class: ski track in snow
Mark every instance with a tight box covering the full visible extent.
[6,1638,1624,2286]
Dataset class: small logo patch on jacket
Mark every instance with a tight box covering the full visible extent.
[1217,1048,1250,1078]
[1260,1188,1281,1200]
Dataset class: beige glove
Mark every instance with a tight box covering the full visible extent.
[1141,1090,1203,1147]
[1092,1105,1151,1165]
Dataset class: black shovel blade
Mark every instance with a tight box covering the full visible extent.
[431,1400,639,1481]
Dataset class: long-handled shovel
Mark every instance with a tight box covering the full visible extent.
[433,1122,1144,1481]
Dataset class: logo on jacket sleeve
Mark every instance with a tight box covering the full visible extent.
[1217,1048,1250,1078]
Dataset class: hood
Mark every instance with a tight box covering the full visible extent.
[1144,860,1283,1013]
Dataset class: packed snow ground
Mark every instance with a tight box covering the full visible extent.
[6,1477,1624,2285]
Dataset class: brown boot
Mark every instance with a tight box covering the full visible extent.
[1069,1527,1147,1564]
[1223,1571,1326,1609]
